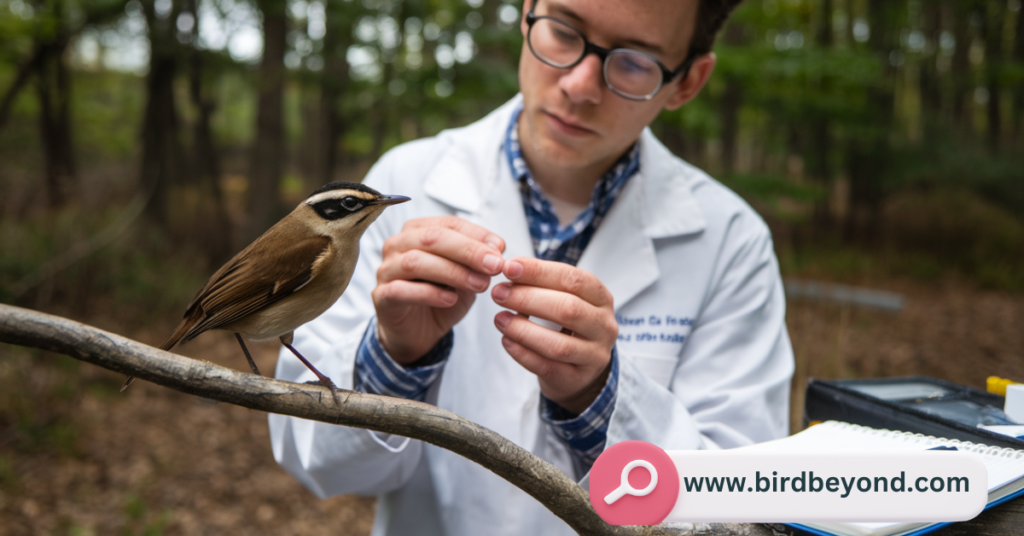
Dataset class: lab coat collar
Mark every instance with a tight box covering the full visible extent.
[422,95,707,239]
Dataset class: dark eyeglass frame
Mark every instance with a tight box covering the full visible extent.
[525,2,698,101]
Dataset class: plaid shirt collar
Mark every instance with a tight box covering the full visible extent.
[504,105,640,266]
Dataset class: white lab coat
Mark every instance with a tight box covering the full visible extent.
[269,96,794,536]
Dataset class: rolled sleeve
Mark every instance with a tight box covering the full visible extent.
[540,347,619,473]
[354,318,452,402]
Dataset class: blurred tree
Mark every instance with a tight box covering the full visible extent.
[844,0,899,244]
[32,0,77,208]
[808,0,834,228]
[183,0,232,261]
[949,0,975,129]
[980,0,1005,153]
[0,0,126,208]
[3,0,1024,294]
[312,0,355,187]
[1015,0,1024,144]
[718,21,745,178]
[139,0,185,226]
[918,0,942,141]
[245,0,288,243]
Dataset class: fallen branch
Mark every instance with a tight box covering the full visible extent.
[0,304,782,536]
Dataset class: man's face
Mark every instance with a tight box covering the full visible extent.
[517,0,701,174]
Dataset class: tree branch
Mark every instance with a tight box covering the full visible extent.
[0,304,783,536]
[0,45,46,131]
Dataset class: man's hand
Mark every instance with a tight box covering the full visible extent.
[373,216,505,364]
[491,257,618,414]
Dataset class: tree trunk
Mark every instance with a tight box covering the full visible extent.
[299,0,352,190]
[36,43,76,209]
[981,0,1005,153]
[810,0,834,229]
[0,47,45,132]
[919,0,943,140]
[369,52,396,160]
[312,1,352,188]
[719,78,741,177]
[844,0,855,45]
[185,0,232,263]
[27,0,77,210]
[718,21,746,178]
[139,0,183,228]
[845,0,898,245]
[1014,1,1024,144]
[245,0,288,244]
[139,57,178,227]
[950,0,973,129]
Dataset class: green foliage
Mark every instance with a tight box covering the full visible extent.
[1,0,1023,294]
[884,138,1024,218]
[720,172,825,223]
[780,188,1024,291]
[72,70,145,161]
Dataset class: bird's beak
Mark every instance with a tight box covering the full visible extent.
[370,195,411,206]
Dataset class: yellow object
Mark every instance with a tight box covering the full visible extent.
[987,376,1021,396]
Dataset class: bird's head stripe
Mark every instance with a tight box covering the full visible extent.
[308,180,382,198]
[305,189,377,206]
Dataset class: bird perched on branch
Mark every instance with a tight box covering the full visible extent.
[121,181,410,405]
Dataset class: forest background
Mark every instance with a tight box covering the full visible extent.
[0,0,1023,534]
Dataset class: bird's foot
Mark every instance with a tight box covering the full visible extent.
[283,342,341,408]
[321,377,342,409]
[302,379,341,407]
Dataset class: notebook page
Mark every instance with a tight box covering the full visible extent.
[740,421,1024,491]
[739,422,1024,536]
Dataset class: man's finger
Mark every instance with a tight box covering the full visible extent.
[384,226,505,276]
[378,249,493,293]
[373,280,460,309]
[493,310,603,366]
[491,283,617,342]
[499,333,565,378]
[403,216,506,252]
[502,257,612,307]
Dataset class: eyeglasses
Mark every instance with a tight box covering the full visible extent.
[525,3,697,101]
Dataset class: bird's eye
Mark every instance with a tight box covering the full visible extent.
[341,197,363,211]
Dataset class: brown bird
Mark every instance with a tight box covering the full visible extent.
[122,181,409,404]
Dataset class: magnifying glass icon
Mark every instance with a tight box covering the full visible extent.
[604,459,659,505]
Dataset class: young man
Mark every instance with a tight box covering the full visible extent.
[269,0,794,534]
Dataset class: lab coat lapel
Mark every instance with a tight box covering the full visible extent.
[577,128,707,311]
[576,171,659,312]
[421,96,535,262]
[470,159,535,262]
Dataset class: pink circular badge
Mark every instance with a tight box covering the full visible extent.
[589,440,680,525]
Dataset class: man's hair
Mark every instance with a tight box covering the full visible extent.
[690,0,745,56]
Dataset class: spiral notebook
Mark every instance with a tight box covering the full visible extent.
[738,421,1024,536]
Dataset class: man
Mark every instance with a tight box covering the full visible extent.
[269,0,794,534]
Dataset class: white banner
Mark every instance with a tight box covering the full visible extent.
[588,441,988,525]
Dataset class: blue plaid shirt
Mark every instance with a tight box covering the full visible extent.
[354,104,640,472]
[506,106,639,265]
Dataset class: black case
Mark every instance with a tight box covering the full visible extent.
[804,376,1024,450]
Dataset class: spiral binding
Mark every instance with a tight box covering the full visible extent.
[827,421,1024,460]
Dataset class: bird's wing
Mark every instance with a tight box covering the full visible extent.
[166,233,332,346]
